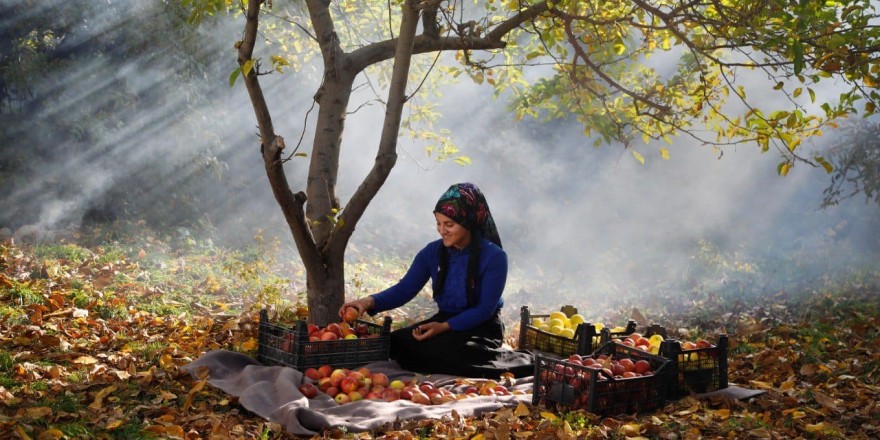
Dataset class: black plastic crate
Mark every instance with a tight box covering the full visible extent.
[518,305,637,358]
[532,341,672,415]
[256,309,392,371]
[660,334,729,397]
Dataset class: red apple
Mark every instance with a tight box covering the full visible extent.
[317,377,333,391]
[381,388,400,402]
[634,359,651,374]
[325,323,341,336]
[304,367,321,380]
[340,377,359,394]
[410,391,431,405]
[342,307,360,323]
[330,369,347,387]
[349,371,366,385]
[299,382,319,399]
[320,331,338,341]
[371,373,389,388]
[317,365,333,379]
[325,386,340,398]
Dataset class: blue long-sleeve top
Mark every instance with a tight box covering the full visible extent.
[370,238,507,331]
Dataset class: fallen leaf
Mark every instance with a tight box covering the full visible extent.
[73,355,98,365]
[749,380,774,390]
[778,379,795,391]
[813,390,838,411]
[540,411,558,421]
[619,422,642,436]
[36,428,64,440]
[240,338,257,351]
[799,363,818,376]
[88,384,118,410]
[514,401,530,417]
[748,428,772,439]
[159,353,174,369]
[26,407,52,418]
[805,422,828,433]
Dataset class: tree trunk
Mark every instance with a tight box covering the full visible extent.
[301,0,421,326]
[237,0,432,325]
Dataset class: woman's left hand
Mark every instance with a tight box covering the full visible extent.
[412,321,451,341]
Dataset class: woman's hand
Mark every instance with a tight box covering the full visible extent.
[412,321,451,341]
[338,296,374,320]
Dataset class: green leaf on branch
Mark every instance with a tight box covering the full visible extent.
[229,67,241,87]
[777,161,792,176]
[815,156,833,173]
[632,150,645,165]
[270,55,290,73]
[242,59,256,77]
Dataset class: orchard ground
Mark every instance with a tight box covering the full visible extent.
[1,229,878,439]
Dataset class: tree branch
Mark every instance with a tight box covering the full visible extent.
[329,0,422,255]
[349,0,550,71]
[239,0,321,273]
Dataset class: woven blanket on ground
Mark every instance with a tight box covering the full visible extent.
[183,350,534,437]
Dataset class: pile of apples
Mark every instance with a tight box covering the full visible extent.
[305,307,377,341]
[614,332,665,354]
[304,321,374,341]
[298,364,520,405]
[557,353,655,380]
[613,332,716,359]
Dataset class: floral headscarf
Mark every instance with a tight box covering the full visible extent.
[434,182,502,248]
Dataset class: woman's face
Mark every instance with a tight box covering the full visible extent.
[435,212,472,249]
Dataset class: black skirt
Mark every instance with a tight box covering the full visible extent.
[389,311,534,378]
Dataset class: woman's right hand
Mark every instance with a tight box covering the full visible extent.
[338,296,375,320]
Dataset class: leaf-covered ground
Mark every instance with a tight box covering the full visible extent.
[1,236,878,439]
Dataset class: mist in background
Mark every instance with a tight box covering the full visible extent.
[1,1,877,313]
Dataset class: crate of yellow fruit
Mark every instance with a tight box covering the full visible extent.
[518,305,637,358]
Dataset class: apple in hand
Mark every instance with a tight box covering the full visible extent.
[342,307,360,323]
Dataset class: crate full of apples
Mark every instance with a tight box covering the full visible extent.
[518,305,637,357]
[256,309,392,371]
[532,341,673,415]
